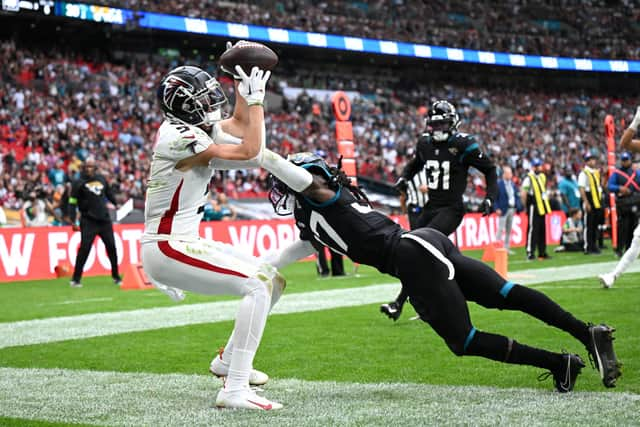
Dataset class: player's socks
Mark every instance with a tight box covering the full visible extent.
[503,284,590,347]
[224,278,271,392]
[465,330,563,371]
[613,236,640,278]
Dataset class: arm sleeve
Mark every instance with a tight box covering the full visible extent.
[607,173,620,192]
[577,171,588,188]
[460,137,498,201]
[261,239,316,270]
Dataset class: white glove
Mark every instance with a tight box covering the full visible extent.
[630,106,640,131]
[235,65,270,106]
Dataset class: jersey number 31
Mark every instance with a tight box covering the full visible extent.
[425,160,450,190]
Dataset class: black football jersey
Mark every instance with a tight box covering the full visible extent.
[293,186,404,274]
[402,132,497,207]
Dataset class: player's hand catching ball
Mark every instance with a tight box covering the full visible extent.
[235,65,270,106]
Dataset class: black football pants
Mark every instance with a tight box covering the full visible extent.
[72,217,120,283]
[526,205,547,257]
[417,203,465,236]
[392,228,589,371]
[391,203,465,307]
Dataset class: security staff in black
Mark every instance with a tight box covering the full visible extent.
[266,152,620,391]
[521,159,552,260]
[578,153,604,255]
[383,100,498,320]
[67,158,121,287]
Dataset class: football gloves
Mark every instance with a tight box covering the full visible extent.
[480,198,493,216]
[380,301,403,321]
[235,65,270,106]
[394,177,408,193]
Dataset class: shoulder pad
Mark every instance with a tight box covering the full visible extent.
[451,132,475,144]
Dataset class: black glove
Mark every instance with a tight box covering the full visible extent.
[380,301,403,321]
[394,177,408,193]
[480,198,493,216]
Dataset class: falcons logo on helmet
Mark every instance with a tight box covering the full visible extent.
[162,76,193,110]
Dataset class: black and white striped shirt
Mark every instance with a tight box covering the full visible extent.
[406,169,429,208]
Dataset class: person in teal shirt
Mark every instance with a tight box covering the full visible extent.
[558,169,581,212]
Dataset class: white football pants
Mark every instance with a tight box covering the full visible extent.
[612,222,640,278]
[142,238,275,392]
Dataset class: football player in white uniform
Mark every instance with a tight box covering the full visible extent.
[142,63,284,410]
[599,106,640,288]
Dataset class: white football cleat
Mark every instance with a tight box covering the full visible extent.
[215,387,282,410]
[209,354,269,386]
[598,273,616,289]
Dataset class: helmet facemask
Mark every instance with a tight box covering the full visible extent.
[185,78,227,127]
[268,176,295,216]
[428,119,455,142]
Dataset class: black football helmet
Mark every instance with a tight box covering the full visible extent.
[157,65,227,126]
[426,100,460,142]
[268,152,334,216]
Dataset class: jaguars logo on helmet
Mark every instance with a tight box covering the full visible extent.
[157,65,227,126]
[426,100,460,142]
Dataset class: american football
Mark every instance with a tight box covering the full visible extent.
[219,41,278,75]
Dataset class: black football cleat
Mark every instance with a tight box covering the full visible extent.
[380,301,403,321]
[539,353,585,393]
[588,324,622,388]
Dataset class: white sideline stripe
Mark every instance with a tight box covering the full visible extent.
[0,368,637,427]
[0,285,400,349]
[0,260,638,349]
[38,297,114,306]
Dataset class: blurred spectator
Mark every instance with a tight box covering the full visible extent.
[555,208,584,252]
[20,187,50,227]
[495,165,522,254]
[558,169,581,213]
[203,192,238,221]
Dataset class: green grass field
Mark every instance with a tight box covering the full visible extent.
[0,246,638,426]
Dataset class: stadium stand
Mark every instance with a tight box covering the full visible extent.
[91,0,640,59]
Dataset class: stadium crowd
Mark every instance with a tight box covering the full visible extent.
[0,41,638,226]
[94,0,640,60]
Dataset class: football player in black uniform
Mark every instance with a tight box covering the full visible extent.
[382,100,498,321]
[259,151,620,392]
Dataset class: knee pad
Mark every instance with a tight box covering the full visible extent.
[255,263,286,302]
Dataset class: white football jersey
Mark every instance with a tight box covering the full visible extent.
[143,119,217,240]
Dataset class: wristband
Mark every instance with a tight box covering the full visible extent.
[248,101,264,107]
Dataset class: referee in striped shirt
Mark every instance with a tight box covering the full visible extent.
[401,169,429,229]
